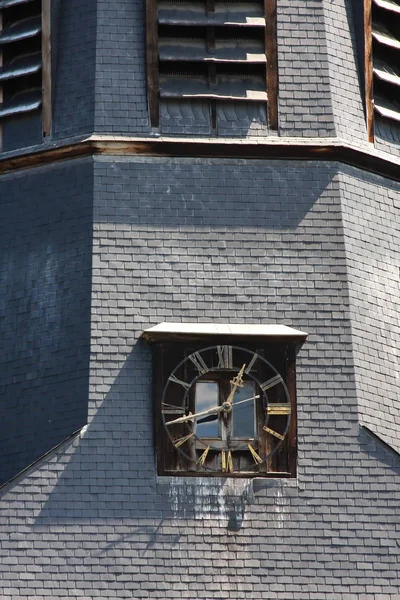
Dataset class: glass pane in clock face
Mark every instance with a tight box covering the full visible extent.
[232,381,256,438]
[195,381,219,438]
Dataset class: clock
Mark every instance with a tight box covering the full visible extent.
[161,344,292,474]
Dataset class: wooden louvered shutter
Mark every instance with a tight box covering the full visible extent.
[0,0,51,145]
[365,0,400,139]
[146,0,278,132]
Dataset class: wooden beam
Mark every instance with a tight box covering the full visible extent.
[146,0,160,128]
[42,0,52,138]
[0,10,3,152]
[265,0,278,130]
[364,0,374,142]
[0,137,400,182]
[286,345,297,478]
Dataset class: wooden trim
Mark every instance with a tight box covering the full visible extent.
[0,10,3,152]
[265,0,278,130]
[364,0,374,142]
[286,345,297,478]
[42,0,52,138]
[146,0,159,128]
[0,137,400,182]
[153,344,166,475]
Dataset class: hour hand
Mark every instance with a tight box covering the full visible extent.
[226,363,246,405]
[165,404,224,426]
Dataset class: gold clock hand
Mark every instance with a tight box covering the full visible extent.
[226,363,246,406]
[165,402,230,426]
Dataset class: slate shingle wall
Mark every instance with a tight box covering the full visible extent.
[1,115,43,154]
[323,0,366,142]
[0,159,93,485]
[278,1,335,138]
[52,0,97,139]
[374,119,400,160]
[341,168,400,454]
[1,157,399,600]
[94,0,149,134]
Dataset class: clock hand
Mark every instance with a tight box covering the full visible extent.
[232,394,260,407]
[224,363,246,447]
[174,395,259,426]
[226,363,246,406]
[165,402,232,426]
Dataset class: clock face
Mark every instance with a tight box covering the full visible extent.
[161,344,292,474]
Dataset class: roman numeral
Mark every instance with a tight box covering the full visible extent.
[196,446,210,466]
[260,374,283,391]
[245,353,258,374]
[217,345,233,369]
[221,450,233,472]
[188,351,209,374]
[267,403,291,415]
[173,433,194,448]
[248,444,263,464]
[263,426,285,440]
[162,403,185,415]
[168,373,191,390]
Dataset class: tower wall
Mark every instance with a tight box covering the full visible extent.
[0,157,399,599]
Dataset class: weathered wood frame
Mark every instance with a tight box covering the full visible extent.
[0,0,52,149]
[146,0,279,130]
[153,338,298,478]
[0,10,3,151]
[364,0,374,142]
[146,0,159,128]
[42,0,52,137]
[265,0,278,130]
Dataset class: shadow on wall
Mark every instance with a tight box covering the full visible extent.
[33,341,262,528]
[0,161,93,486]
[344,0,365,110]
[92,158,336,230]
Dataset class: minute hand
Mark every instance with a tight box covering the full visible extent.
[232,394,260,406]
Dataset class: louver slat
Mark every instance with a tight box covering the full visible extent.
[0,52,41,82]
[0,0,35,8]
[159,12,265,27]
[373,61,400,87]
[373,0,400,14]
[0,15,41,45]
[159,41,266,64]
[0,88,41,118]
[372,24,400,50]
[159,1,265,27]
[374,97,400,122]
[371,0,400,127]
[160,78,268,101]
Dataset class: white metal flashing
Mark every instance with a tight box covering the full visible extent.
[142,322,308,339]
